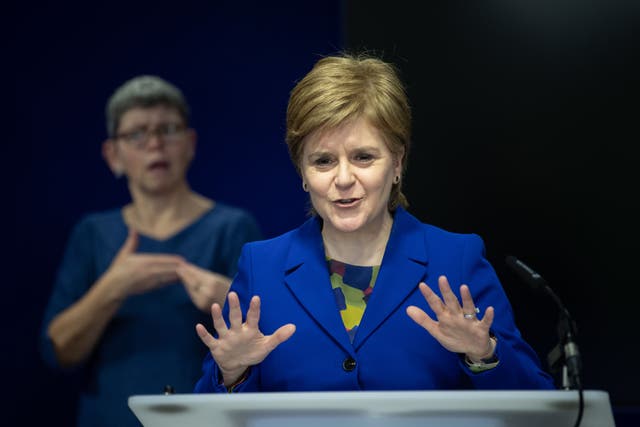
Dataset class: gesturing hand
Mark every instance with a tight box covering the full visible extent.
[176,263,231,312]
[406,275,495,361]
[195,291,296,386]
[102,229,184,300]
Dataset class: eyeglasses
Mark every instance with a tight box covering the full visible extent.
[114,123,187,149]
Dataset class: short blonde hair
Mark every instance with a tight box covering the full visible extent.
[286,53,411,211]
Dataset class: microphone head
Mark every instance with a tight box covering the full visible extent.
[505,255,547,292]
[505,255,518,270]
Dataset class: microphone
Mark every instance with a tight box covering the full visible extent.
[505,255,547,291]
[505,255,568,315]
[505,255,582,391]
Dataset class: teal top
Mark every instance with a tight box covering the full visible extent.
[39,203,262,427]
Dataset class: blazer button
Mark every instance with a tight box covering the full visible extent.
[342,357,356,372]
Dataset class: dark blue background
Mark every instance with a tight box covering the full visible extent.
[9,1,341,425]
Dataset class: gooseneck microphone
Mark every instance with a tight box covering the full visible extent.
[505,255,547,288]
[506,255,584,427]
[505,256,582,391]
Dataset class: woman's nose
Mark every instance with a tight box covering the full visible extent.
[334,161,355,187]
[144,131,166,150]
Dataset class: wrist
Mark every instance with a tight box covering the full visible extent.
[221,367,251,390]
[92,275,127,306]
[97,267,131,298]
[221,367,250,387]
[467,336,497,364]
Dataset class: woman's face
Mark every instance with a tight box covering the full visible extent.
[103,105,195,196]
[301,117,402,237]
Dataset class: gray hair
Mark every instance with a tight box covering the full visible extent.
[105,75,190,137]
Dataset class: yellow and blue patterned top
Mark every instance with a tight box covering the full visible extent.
[328,259,380,343]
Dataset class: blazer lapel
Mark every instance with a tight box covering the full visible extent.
[353,208,429,350]
[283,216,355,355]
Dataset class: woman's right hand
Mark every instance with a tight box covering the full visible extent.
[101,229,185,301]
[196,291,296,386]
[47,229,184,367]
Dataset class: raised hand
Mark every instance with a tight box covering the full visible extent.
[102,229,185,300]
[196,291,296,386]
[46,229,184,366]
[176,262,231,312]
[406,275,495,361]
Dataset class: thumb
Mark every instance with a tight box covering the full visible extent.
[268,324,296,351]
[116,229,138,259]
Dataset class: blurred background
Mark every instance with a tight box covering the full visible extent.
[7,0,638,425]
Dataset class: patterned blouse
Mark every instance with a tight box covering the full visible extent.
[328,258,380,343]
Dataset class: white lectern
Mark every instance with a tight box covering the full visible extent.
[129,390,615,427]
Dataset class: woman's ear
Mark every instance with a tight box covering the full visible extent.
[102,139,124,178]
[394,146,405,177]
[185,128,197,162]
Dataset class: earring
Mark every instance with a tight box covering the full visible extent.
[393,175,400,184]
[302,182,308,192]
[113,164,124,178]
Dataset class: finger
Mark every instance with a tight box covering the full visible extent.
[406,305,437,335]
[177,264,230,294]
[147,265,181,287]
[136,257,186,285]
[176,263,199,289]
[176,262,196,280]
[155,272,180,287]
[195,323,217,349]
[148,262,181,275]
[266,323,296,351]
[438,275,462,312]
[459,284,478,316]
[211,303,229,336]
[481,306,495,329]
[418,282,445,316]
[406,305,436,329]
[140,254,186,265]
[178,261,210,277]
[227,292,243,328]
[116,229,138,259]
[245,295,261,329]
[148,259,185,274]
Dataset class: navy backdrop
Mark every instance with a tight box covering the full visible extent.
[7,1,639,426]
[9,1,342,425]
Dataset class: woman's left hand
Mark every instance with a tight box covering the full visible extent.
[406,275,495,361]
[177,262,232,312]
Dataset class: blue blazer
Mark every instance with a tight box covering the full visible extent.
[195,207,555,392]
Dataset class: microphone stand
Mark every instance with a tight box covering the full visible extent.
[546,305,582,391]
[505,256,584,427]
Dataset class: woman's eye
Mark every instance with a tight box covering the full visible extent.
[355,153,374,162]
[314,157,333,166]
